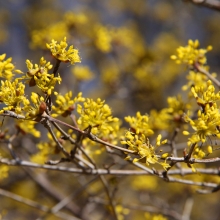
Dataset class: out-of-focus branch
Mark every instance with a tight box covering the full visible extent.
[24,168,81,216]
[126,203,182,220]
[167,176,218,188]
[184,0,220,11]
[37,176,98,220]
[182,197,194,220]
[0,188,80,220]
[90,197,182,220]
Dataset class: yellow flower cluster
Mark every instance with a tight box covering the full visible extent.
[148,95,190,131]
[125,112,154,136]
[31,22,69,49]
[0,37,82,120]
[16,120,41,138]
[121,131,169,169]
[31,131,62,164]
[115,205,130,220]
[94,24,146,61]
[46,37,81,64]
[34,71,61,95]
[94,24,112,53]
[77,98,119,136]
[171,39,212,66]
[30,12,88,49]
[0,79,29,114]
[0,164,9,180]
[71,65,94,81]
[166,95,191,122]
[52,91,85,117]
[17,57,61,95]
[26,57,53,78]
[182,69,215,91]
[25,92,46,120]
[144,213,167,220]
[148,109,171,131]
[0,53,15,80]
[20,57,53,82]
[183,80,220,147]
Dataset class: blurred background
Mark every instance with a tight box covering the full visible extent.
[0,0,220,219]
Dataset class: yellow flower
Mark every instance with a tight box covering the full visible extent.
[0,79,29,114]
[182,69,216,91]
[18,57,53,85]
[183,81,220,146]
[121,131,169,169]
[33,71,61,95]
[30,22,69,49]
[77,98,119,136]
[25,92,46,120]
[16,120,41,138]
[191,80,220,109]
[0,53,15,80]
[94,25,112,53]
[31,131,63,164]
[171,39,212,66]
[46,37,81,64]
[124,112,154,136]
[0,164,9,180]
[115,205,130,220]
[149,109,172,131]
[183,108,220,145]
[166,95,191,122]
[17,57,60,95]
[52,91,85,117]
[71,65,94,81]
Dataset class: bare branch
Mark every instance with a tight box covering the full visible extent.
[194,62,220,88]
[0,188,80,220]
[184,0,220,11]
[43,114,135,154]
[0,111,25,119]
[1,157,220,176]
[182,197,194,220]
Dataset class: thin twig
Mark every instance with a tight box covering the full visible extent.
[53,59,61,77]
[194,62,220,88]
[182,197,194,220]
[0,188,80,220]
[37,176,98,220]
[1,158,220,176]
[43,114,135,154]
[126,203,182,220]
[0,111,25,119]
[42,118,70,158]
[184,0,220,12]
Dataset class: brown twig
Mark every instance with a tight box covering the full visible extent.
[37,176,98,220]
[43,113,135,154]
[41,117,70,158]
[0,188,80,220]
[194,62,220,88]
[1,157,220,177]
[184,0,220,12]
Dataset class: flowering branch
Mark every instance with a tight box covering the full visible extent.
[194,62,220,88]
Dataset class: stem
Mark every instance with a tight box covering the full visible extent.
[0,188,79,220]
[53,59,61,77]
[44,114,135,154]
[194,62,220,88]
